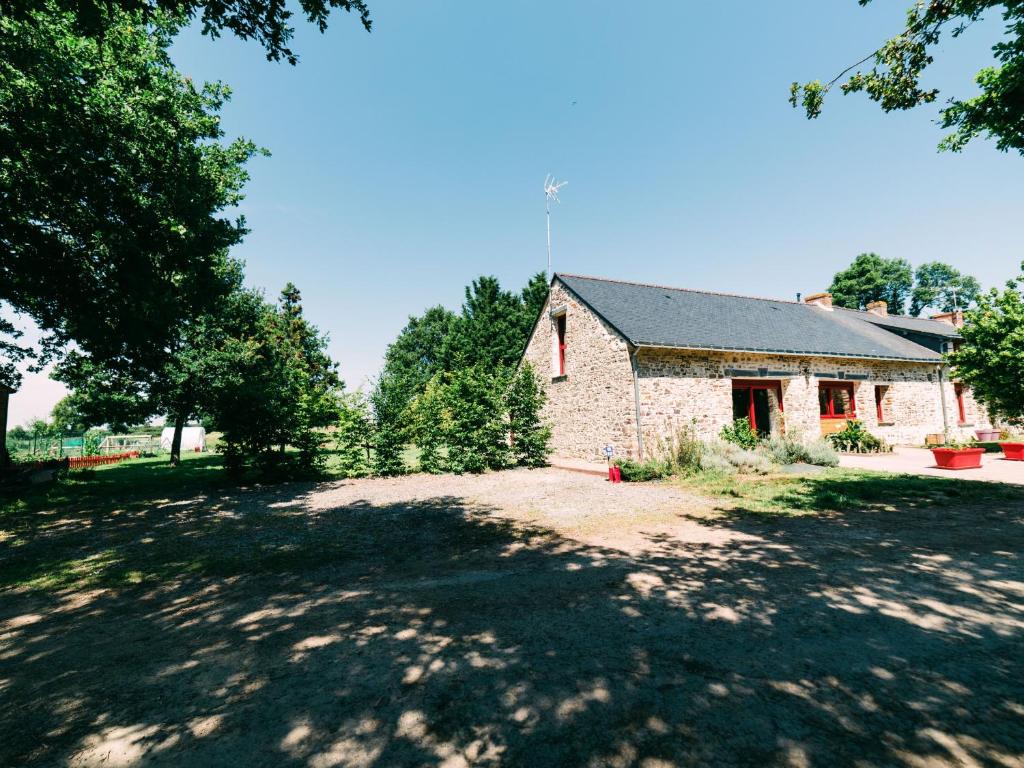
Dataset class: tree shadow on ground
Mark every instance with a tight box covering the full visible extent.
[0,470,1022,767]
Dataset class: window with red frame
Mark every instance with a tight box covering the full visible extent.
[819,383,855,419]
[954,383,967,424]
[556,314,567,376]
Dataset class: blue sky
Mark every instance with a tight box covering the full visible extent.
[10,0,1023,423]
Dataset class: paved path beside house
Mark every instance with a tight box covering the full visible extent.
[548,455,610,477]
[840,445,1024,485]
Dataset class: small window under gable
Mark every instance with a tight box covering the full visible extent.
[551,310,567,379]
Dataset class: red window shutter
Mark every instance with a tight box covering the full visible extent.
[556,315,567,376]
[954,384,966,423]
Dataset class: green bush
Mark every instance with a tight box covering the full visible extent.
[408,375,449,473]
[614,458,670,482]
[654,420,704,475]
[443,366,510,474]
[505,363,552,468]
[700,440,774,474]
[764,434,839,467]
[370,373,408,476]
[801,439,840,467]
[83,430,102,457]
[826,420,887,453]
[720,417,759,450]
[335,392,372,477]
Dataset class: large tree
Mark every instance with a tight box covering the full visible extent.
[378,272,549,421]
[54,282,341,469]
[2,0,372,64]
[204,285,342,475]
[445,274,548,370]
[0,6,260,463]
[910,261,982,316]
[791,2,1024,154]
[948,264,1024,424]
[381,305,457,410]
[828,253,914,313]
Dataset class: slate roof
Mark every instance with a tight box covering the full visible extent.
[555,274,944,363]
[833,306,960,338]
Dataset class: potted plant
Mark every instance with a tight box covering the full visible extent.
[999,432,1024,461]
[975,428,1001,442]
[931,439,985,470]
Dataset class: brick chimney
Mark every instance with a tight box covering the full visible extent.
[866,300,888,317]
[930,310,964,328]
[804,292,833,310]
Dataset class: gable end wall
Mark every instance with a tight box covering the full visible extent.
[521,281,638,460]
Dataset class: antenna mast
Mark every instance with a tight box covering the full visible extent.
[544,174,568,276]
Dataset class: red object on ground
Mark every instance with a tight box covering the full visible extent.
[930,447,985,470]
[614,466,622,483]
[1000,442,1024,461]
[68,451,140,470]
[608,465,622,483]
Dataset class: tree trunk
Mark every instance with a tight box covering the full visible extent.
[0,390,10,469]
[170,413,185,466]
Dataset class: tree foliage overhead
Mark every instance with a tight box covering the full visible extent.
[910,261,981,316]
[828,253,914,313]
[948,264,1024,424]
[0,6,261,390]
[791,1,1024,154]
[1,0,372,65]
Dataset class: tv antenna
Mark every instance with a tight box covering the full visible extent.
[544,174,568,276]
[941,284,961,312]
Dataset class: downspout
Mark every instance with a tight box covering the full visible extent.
[936,365,950,442]
[629,345,645,460]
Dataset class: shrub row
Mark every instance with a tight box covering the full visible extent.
[614,420,841,482]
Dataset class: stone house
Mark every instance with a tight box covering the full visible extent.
[521,274,992,461]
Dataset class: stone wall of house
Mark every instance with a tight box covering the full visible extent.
[522,281,638,460]
[634,349,993,451]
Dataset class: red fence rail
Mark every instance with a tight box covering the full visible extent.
[68,451,140,470]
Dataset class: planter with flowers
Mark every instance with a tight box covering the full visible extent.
[999,437,1024,461]
[931,439,985,470]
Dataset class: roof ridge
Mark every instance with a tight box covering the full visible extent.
[832,303,959,331]
[555,272,806,306]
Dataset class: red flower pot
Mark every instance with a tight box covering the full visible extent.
[931,447,985,470]
[1000,442,1024,461]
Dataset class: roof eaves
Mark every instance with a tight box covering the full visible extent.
[631,341,942,364]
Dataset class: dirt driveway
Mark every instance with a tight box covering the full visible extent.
[1,468,1022,767]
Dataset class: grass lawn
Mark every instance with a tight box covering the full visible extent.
[674,466,1022,515]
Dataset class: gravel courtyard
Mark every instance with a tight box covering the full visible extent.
[1,467,1022,767]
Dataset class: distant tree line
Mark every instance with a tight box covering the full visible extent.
[827,254,981,316]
